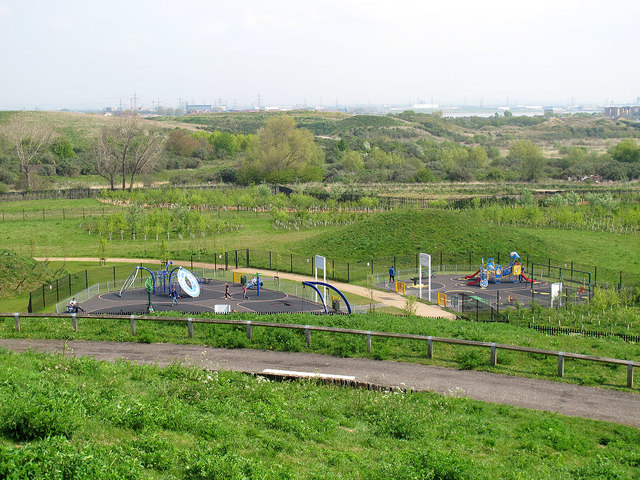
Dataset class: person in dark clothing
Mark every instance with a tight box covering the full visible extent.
[389,266,396,283]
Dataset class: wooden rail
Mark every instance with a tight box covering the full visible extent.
[3,312,637,388]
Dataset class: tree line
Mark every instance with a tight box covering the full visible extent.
[1,111,640,192]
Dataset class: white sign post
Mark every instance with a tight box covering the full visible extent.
[550,282,563,308]
[418,253,432,302]
[315,255,326,303]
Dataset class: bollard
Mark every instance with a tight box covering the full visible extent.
[558,352,564,377]
[427,336,433,359]
[130,314,136,336]
[366,331,371,353]
[14,312,20,332]
[305,326,310,346]
[187,318,193,338]
[628,361,634,388]
[72,313,78,332]
[246,321,253,340]
[491,342,497,366]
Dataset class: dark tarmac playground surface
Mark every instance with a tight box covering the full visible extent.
[80,280,324,315]
[385,273,568,308]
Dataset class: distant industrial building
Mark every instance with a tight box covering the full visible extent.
[604,106,640,118]
[185,104,226,114]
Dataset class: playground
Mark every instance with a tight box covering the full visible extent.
[79,279,326,315]
[72,262,329,315]
[381,251,592,311]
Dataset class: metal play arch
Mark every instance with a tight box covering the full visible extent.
[301,281,352,314]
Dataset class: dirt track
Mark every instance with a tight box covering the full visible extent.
[1,339,638,428]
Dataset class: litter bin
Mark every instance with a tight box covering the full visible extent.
[240,274,247,285]
[332,298,340,311]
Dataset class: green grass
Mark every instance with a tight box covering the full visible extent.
[0,349,637,479]
[1,311,637,391]
[295,208,553,261]
[515,227,640,284]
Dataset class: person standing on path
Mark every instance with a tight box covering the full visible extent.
[242,284,248,299]
[389,266,396,283]
[225,283,232,299]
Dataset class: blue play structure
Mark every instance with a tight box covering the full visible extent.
[302,281,352,314]
[466,251,533,288]
[119,261,203,298]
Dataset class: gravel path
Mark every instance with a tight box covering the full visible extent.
[1,339,638,428]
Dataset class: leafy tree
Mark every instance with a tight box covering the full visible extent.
[610,139,640,163]
[339,150,364,172]
[240,116,324,184]
[508,140,546,182]
[166,129,200,157]
[50,138,75,160]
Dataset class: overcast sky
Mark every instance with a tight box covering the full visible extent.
[0,0,638,110]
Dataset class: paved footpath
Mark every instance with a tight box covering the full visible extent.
[34,257,455,319]
[1,339,638,428]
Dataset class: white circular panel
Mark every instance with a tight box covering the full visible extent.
[177,268,201,297]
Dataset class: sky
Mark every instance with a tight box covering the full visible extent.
[0,0,639,110]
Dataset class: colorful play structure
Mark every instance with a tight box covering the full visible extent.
[119,261,203,298]
[465,251,534,288]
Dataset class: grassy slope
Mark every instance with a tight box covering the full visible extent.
[0,350,637,480]
[295,209,553,261]
[2,312,637,390]
[515,227,640,281]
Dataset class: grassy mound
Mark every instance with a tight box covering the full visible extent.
[0,250,51,296]
[295,209,554,261]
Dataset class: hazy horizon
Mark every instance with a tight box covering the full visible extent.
[1,0,638,111]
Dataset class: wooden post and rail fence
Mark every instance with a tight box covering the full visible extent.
[3,312,637,388]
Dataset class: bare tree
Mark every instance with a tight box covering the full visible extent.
[126,128,165,191]
[2,115,52,190]
[93,115,165,191]
[92,129,119,190]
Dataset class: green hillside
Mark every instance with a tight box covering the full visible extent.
[295,209,552,261]
[0,250,52,296]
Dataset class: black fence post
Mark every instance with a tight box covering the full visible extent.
[68,274,72,296]
[42,284,46,308]
[85,270,88,289]
[496,290,500,314]
[246,248,250,268]
[393,256,396,272]
[371,259,374,275]
[619,271,623,291]
[290,254,293,273]
[440,252,443,270]
[570,261,574,281]
[235,250,238,269]
[113,265,116,282]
